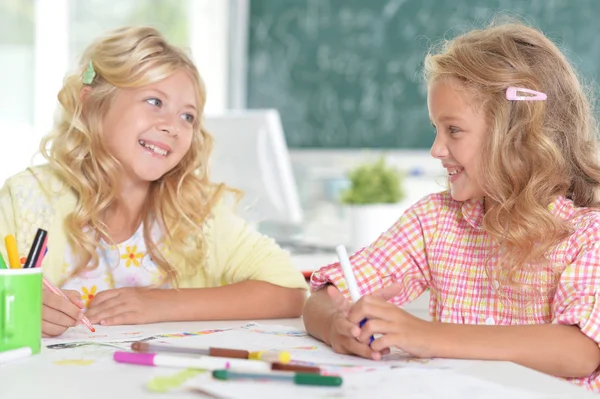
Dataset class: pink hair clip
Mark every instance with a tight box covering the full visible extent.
[506,87,547,101]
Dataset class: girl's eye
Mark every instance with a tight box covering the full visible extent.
[181,113,195,123]
[449,126,461,134]
[146,98,162,107]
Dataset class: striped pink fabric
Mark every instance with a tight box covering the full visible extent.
[311,192,600,392]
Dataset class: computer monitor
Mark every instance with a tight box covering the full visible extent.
[204,109,303,230]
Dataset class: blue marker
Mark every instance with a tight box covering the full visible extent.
[336,245,374,344]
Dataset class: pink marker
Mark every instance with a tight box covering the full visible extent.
[113,352,271,372]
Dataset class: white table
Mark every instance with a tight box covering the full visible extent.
[0,318,596,399]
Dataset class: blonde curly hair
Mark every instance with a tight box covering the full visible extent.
[40,26,231,286]
[424,20,600,292]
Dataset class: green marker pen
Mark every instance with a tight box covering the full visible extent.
[212,369,342,387]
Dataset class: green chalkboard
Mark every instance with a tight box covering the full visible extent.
[247,0,600,148]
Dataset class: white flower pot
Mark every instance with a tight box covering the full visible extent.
[348,203,406,251]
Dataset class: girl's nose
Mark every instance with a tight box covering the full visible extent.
[430,134,448,159]
[156,117,178,138]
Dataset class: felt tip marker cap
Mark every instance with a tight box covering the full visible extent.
[0,347,32,364]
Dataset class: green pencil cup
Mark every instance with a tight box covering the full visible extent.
[0,268,43,354]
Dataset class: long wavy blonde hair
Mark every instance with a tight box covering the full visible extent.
[424,20,600,290]
[40,26,230,286]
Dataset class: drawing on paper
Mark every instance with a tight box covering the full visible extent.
[241,322,307,337]
[53,359,95,366]
[157,328,230,338]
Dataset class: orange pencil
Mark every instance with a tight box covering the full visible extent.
[42,277,95,333]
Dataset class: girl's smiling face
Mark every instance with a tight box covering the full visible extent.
[101,70,197,190]
[428,78,488,201]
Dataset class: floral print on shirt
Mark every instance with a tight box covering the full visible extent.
[121,245,143,267]
[60,223,170,308]
[81,285,97,307]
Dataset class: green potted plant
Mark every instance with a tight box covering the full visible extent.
[340,157,407,250]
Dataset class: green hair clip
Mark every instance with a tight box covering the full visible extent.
[82,60,96,85]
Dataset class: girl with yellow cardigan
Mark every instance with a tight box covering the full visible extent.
[0,26,306,337]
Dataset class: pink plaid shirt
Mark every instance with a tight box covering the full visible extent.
[311,192,600,392]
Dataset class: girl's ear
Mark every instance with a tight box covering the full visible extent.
[79,86,94,123]
[80,86,93,103]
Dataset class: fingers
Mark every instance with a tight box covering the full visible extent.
[332,312,360,339]
[42,304,79,327]
[329,313,379,360]
[42,290,82,321]
[347,295,392,325]
[336,336,378,359]
[42,320,70,337]
[42,290,83,337]
[326,285,351,316]
[88,289,120,308]
[355,318,396,344]
[369,334,404,354]
[85,296,124,324]
[63,290,84,309]
[96,311,136,326]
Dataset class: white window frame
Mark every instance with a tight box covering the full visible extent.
[0,0,244,184]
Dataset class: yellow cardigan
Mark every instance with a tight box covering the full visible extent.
[0,165,307,290]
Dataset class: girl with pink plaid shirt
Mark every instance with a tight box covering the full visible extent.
[303,20,600,392]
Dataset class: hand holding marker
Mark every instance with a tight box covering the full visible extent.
[25,228,95,333]
[336,244,374,344]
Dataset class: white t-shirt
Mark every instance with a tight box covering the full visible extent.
[60,223,168,308]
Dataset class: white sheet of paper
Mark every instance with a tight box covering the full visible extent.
[185,367,547,399]
[42,323,232,346]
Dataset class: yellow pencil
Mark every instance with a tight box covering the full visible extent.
[5,235,20,269]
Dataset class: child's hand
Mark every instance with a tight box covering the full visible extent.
[347,294,436,358]
[326,285,380,359]
[42,289,84,337]
[85,287,168,326]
